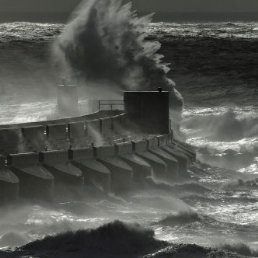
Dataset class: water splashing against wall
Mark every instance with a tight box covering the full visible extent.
[53,0,183,111]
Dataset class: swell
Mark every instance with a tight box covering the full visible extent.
[183,109,258,142]
[144,244,254,258]
[156,211,203,226]
[159,35,258,106]
[0,22,257,106]
[220,243,258,257]
[1,221,256,258]
[4,221,167,258]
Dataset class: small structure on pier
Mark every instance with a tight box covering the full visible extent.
[0,88,195,204]
[57,81,79,116]
[124,90,170,134]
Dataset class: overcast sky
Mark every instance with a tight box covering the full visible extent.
[132,0,258,13]
[0,0,258,21]
[1,0,258,12]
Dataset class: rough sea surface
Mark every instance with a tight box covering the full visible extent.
[0,22,258,257]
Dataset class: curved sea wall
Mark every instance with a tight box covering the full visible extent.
[0,91,195,204]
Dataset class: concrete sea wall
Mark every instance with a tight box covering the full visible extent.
[0,125,195,203]
[0,91,196,204]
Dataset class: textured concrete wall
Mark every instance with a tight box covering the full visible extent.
[47,124,67,140]
[40,150,69,165]
[116,142,133,155]
[0,155,6,167]
[68,121,85,139]
[157,135,170,147]
[8,152,39,167]
[86,119,101,136]
[22,125,45,140]
[0,129,196,203]
[132,140,148,153]
[148,138,159,150]
[112,114,127,133]
[70,147,94,161]
[0,128,23,154]
[100,118,112,134]
[95,145,116,159]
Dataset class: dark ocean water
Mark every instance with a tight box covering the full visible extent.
[0,22,257,257]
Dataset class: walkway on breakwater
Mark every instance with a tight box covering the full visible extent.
[0,91,196,204]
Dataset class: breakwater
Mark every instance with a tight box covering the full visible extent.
[0,91,195,204]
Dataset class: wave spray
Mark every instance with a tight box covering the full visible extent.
[53,0,183,111]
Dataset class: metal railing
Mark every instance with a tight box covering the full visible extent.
[98,100,124,111]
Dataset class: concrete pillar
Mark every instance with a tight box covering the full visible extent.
[22,125,46,152]
[170,140,196,162]
[68,121,87,149]
[100,118,112,136]
[70,147,111,192]
[132,140,168,180]
[0,128,23,155]
[68,122,85,139]
[7,153,54,201]
[148,137,179,179]
[46,124,69,150]
[40,150,84,188]
[112,114,127,133]
[162,146,190,178]
[86,119,102,145]
[95,145,133,194]
[0,156,19,203]
[116,142,152,183]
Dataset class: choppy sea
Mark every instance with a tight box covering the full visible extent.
[0,22,258,257]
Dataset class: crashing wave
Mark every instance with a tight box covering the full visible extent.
[54,0,183,111]
[184,108,258,142]
[1,221,255,258]
[4,221,166,258]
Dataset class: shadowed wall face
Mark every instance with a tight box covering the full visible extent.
[124,91,170,134]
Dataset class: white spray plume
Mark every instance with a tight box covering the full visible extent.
[54,0,183,111]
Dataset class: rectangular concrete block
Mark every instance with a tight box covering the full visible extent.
[148,137,159,150]
[22,125,46,152]
[47,124,67,140]
[157,135,169,147]
[86,119,101,137]
[112,114,127,132]
[0,155,6,167]
[132,140,148,153]
[8,152,39,167]
[116,142,133,155]
[70,147,94,161]
[22,125,45,140]
[124,91,170,134]
[69,122,85,139]
[100,118,112,134]
[95,145,115,159]
[168,132,174,143]
[0,128,23,154]
[40,150,69,165]
[0,128,22,140]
